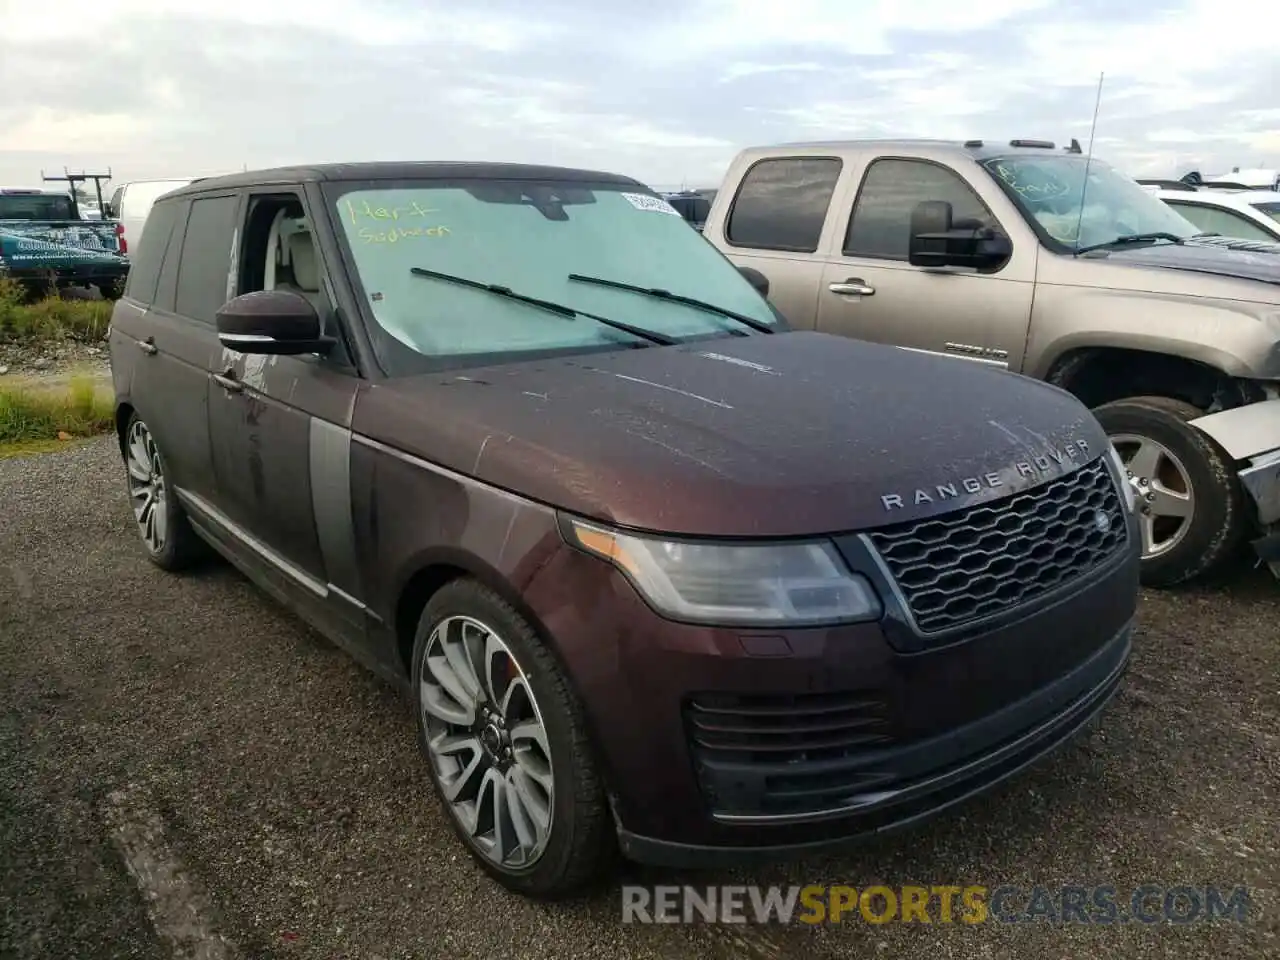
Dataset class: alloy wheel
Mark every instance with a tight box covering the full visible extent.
[125,419,169,555]
[418,615,555,870]
[1110,432,1195,560]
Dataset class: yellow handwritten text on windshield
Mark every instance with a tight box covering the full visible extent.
[358,225,451,243]
[345,197,440,224]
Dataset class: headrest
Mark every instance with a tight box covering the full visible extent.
[287,231,318,292]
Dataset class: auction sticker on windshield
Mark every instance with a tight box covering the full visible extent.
[621,193,681,215]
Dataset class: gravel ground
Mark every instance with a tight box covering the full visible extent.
[0,339,110,380]
[2,438,1278,960]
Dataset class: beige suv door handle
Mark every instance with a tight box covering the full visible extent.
[828,279,875,297]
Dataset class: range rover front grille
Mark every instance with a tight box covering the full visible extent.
[867,457,1128,634]
[685,691,894,818]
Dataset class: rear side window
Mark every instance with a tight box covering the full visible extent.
[123,200,180,304]
[174,194,240,324]
[845,158,995,261]
[726,157,842,253]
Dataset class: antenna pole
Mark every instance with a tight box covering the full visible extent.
[1072,71,1105,256]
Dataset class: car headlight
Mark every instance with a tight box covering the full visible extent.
[1107,442,1137,512]
[563,518,882,626]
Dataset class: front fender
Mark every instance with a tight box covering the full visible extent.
[1026,286,1280,381]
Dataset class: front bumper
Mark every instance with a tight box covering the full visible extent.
[520,507,1140,868]
[619,620,1130,868]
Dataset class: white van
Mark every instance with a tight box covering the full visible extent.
[105,178,198,256]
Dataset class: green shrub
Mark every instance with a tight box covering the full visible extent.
[0,278,113,342]
[0,375,114,444]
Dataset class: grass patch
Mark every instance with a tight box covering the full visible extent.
[0,275,113,342]
[0,375,114,445]
[0,437,87,459]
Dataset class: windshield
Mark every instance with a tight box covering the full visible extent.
[979,155,1200,251]
[328,179,781,374]
[1253,201,1280,225]
[0,193,76,221]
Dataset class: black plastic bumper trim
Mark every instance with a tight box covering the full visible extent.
[616,622,1131,869]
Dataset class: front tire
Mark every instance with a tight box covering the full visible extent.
[411,579,615,899]
[121,413,206,571]
[1093,396,1245,587]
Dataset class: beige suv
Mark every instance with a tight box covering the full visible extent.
[702,138,1280,586]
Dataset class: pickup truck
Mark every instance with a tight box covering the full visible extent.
[0,186,130,300]
[700,138,1280,586]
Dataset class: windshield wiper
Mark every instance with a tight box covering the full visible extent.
[567,273,775,335]
[1075,232,1187,255]
[408,267,677,346]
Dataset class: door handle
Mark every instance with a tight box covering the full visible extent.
[136,336,157,355]
[828,279,875,297]
[212,370,243,393]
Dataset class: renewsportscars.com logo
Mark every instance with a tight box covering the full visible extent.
[621,884,1253,925]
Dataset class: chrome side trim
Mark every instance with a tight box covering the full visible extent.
[174,485,368,612]
[175,486,327,596]
[894,344,1008,369]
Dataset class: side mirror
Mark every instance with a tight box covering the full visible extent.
[908,200,1011,270]
[215,290,335,356]
[738,265,770,298]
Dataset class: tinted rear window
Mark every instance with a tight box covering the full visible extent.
[123,200,181,304]
[666,195,711,223]
[174,195,240,323]
[0,193,75,220]
[725,157,842,252]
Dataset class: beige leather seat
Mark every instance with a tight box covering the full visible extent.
[274,230,323,312]
[286,231,319,294]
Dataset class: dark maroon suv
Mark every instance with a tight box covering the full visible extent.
[107,162,1141,899]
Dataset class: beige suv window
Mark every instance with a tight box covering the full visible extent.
[726,156,843,253]
[844,158,996,261]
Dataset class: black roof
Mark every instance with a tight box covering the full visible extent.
[165,161,644,199]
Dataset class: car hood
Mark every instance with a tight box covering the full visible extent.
[1089,235,1280,286]
[355,331,1107,537]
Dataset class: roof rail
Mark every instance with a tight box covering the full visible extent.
[1136,178,1198,191]
[1200,181,1255,191]
[1009,139,1055,149]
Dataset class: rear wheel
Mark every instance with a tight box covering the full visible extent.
[122,413,206,571]
[411,579,615,899]
[1093,396,1245,587]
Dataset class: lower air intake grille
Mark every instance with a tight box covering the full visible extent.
[867,457,1127,634]
[685,691,893,818]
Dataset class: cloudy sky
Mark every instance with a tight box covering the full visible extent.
[2,0,1278,191]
